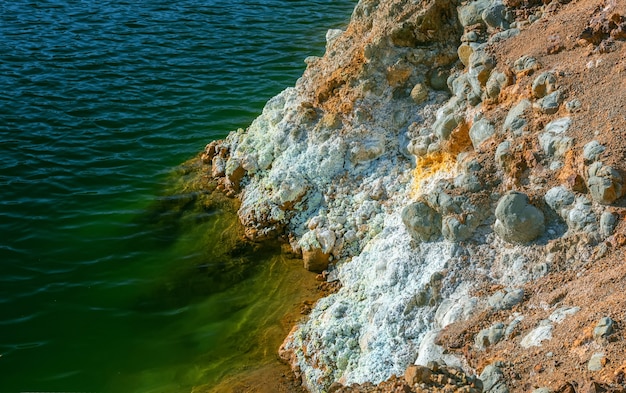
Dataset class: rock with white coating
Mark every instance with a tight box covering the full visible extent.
[494,191,545,243]
[549,306,580,323]
[521,321,553,348]
[566,197,597,232]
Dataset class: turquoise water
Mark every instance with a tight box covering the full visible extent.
[0,1,355,391]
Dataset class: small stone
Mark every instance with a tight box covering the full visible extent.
[495,141,511,168]
[411,83,429,104]
[469,118,496,149]
[494,191,545,243]
[513,55,539,74]
[458,43,474,68]
[482,1,509,30]
[588,352,606,371]
[535,90,562,114]
[600,212,618,237]
[593,316,615,339]
[587,162,623,205]
[583,141,606,163]
[533,388,552,393]
[521,323,553,348]
[532,72,557,98]
[405,365,432,384]
[566,99,582,113]
[479,364,509,393]
[503,99,532,135]
[465,31,479,42]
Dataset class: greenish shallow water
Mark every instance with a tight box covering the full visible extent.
[0,1,355,391]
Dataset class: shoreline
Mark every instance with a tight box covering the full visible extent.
[200,0,626,391]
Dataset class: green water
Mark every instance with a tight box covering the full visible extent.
[0,0,355,391]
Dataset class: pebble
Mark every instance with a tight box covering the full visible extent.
[588,352,606,371]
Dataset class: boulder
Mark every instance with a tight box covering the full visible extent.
[451,73,482,106]
[402,201,442,242]
[539,119,573,159]
[441,214,479,241]
[458,0,491,27]
[302,247,330,273]
[494,191,545,243]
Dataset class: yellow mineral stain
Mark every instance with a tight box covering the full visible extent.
[411,121,472,197]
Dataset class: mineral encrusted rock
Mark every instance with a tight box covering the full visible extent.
[203,0,626,391]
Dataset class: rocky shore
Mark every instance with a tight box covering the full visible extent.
[200,0,626,392]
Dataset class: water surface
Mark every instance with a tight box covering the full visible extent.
[0,0,355,391]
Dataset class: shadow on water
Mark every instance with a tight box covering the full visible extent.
[132,155,281,313]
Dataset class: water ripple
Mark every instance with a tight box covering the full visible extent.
[0,0,356,390]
